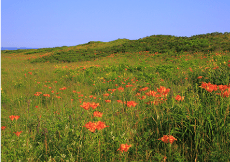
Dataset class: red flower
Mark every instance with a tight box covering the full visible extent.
[126,101,138,107]
[59,87,67,90]
[90,102,100,109]
[174,95,185,101]
[83,122,97,133]
[14,131,22,137]
[117,143,132,152]
[103,93,110,97]
[83,121,109,133]
[9,115,15,121]
[93,111,103,117]
[168,135,177,144]
[117,100,123,103]
[43,94,50,97]
[14,115,20,121]
[105,100,111,103]
[34,92,42,96]
[139,87,149,91]
[117,87,124,92]
[95,121,109,130]
[80,102,91,110]
[158,135,177,144]
[158,135,169,143]
[1,126,6,130]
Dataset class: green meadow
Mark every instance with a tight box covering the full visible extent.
[1,32,230,161]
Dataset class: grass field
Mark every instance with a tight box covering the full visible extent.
[1,33,230,161]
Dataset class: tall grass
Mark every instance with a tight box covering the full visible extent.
[1,41,230,161]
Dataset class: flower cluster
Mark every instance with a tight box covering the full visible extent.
[9,115,20,121]
[158,135,177,144]
[83,121,109,133]
[80,102,100,110]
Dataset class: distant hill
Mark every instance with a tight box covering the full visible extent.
[2,32,230,63]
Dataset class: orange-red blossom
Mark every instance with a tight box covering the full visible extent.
[158,135,177,144]
[14,131,23,137]
[117,143,132,152]
[9,115,20,121]
[93,111,103,117]
[200,82,230,97]
[83,121,109,133]
[124,101,138,107]
[1,126,6,130]
[80,102,100,110]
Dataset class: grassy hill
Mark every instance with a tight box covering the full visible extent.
[2,32,230,63]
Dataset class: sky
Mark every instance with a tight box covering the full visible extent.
[1,0,230,48]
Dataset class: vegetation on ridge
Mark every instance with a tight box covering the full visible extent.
[2,32,230,63]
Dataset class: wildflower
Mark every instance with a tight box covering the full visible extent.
[145,90,157,97]
[14,115,20,121]
[105,100,111,103]
[157,86,170,97]
[59,87,67,90]
[83,121,97,133]
[9,115,15,121]
[139,87,149,91]
[126,101,138,107]
[168,135,177,144]
[95,121,109,130]
[117,143,132,152]
[103,93,110,97]
[158,135,169,143]
[80,102,91,110]
[139,95,146,100]
[14,131,22,137]
[117,100,123,103]
[1,126,6,130]
[93,111,103,117]
[117,87,124,92]
[34,92,42,96]
[174,95,185,101]
[158,135,177,144]
[84,121,109,133]
[108,89,116,93]
[90,102,100,109]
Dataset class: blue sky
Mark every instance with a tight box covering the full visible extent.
[1,0,230,48]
